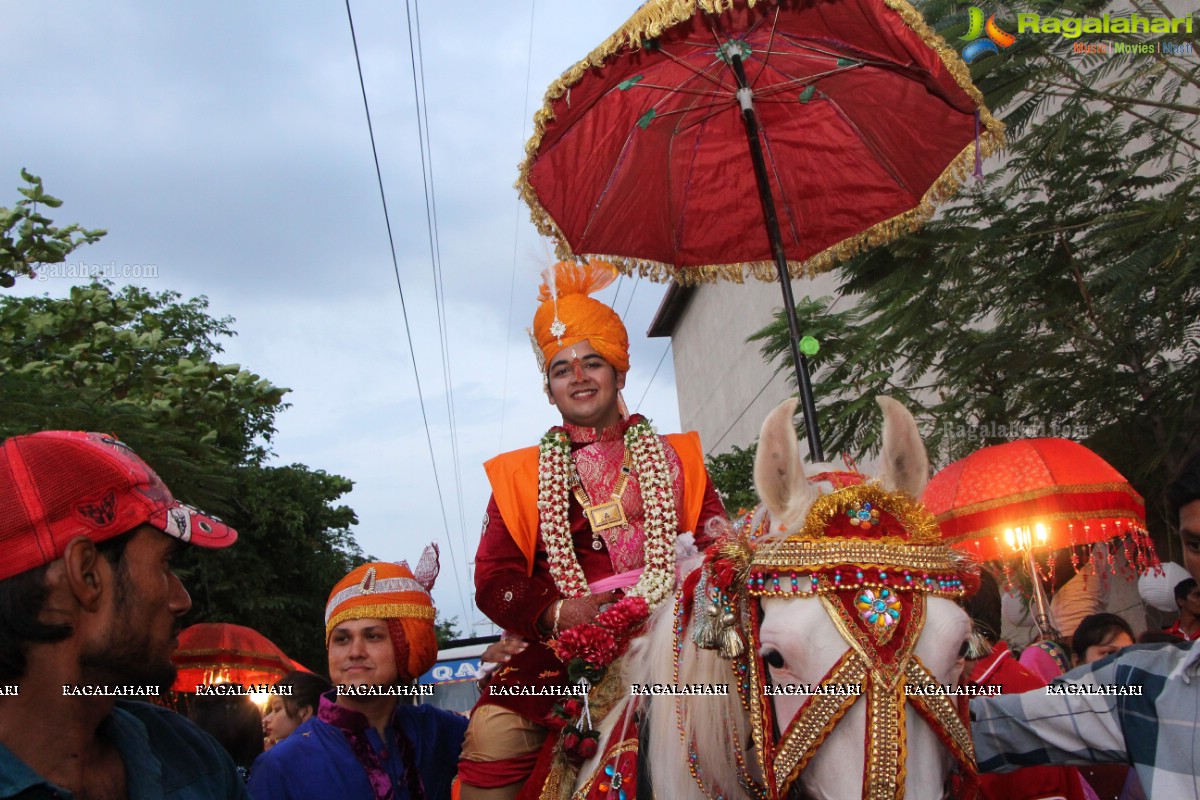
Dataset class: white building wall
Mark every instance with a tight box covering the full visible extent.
[671,272,840,458]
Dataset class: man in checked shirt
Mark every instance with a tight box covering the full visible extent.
[971,448,1200,797]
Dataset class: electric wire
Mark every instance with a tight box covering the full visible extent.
[625,282,771,452]
[344,0,471,622]
[706,373,775,455]
[403,0,473,614]
[610,274,624,311]
[634,340,673,411]
[499,0,539,454]
[621,274,641,319]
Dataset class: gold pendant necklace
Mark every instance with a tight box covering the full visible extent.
[571,448,633,550]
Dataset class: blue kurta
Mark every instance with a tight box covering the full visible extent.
[248,692,467,800]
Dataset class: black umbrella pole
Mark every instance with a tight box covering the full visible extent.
[731,55,825,462]
[775,262,827,464]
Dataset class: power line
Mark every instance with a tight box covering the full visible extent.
[635,340,672,411]
[344,0,470,622]
[621,274,640,319]
[403,0,473,616]
[706,373,776,455]
[610,273,624,310]
[629,290,770,451]
[499,0,539,454]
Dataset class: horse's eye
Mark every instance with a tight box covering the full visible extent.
[763,650,784,669]
[958,640,971,659]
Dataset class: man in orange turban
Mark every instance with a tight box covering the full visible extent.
[250,546,468,800]
[458,261,727,799]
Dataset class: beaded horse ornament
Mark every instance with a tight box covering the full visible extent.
[689,398,981,800]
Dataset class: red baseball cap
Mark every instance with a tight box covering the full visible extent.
[0,431,237,581]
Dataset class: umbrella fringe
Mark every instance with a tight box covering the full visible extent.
[878,0,1004,134]
[516,0,1007,284]
[532,130,1002,286]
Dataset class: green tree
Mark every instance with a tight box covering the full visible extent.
[0,170,105,287]
[753,0,1200,552]
[0,282,288,468]
[705,444,760,516]
[176,464,364,674]
[435,615,463,647]
[0,273,366,670]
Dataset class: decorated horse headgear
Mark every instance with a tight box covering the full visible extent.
[692,482,980,800]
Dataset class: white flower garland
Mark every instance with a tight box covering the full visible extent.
[538,428,589,598]
[537,419,678,610]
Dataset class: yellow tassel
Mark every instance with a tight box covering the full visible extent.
[692,603,721,649]
[715,535,755,589]
[719,626,744,659]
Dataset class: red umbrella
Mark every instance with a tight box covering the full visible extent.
[923,438,1153,560]
[172,623,309,693]
[518,0,1004,459]
[922,438,1159,636]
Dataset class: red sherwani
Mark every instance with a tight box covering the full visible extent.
[472,415,725,723]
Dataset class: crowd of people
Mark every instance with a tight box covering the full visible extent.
[1,264,1198,799]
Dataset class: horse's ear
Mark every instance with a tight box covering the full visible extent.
[876,396,929,498]
[754,398,816,532]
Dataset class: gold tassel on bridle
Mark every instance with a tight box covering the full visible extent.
[693,532,754,659]
[718,611,746,659]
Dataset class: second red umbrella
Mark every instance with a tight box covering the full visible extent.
[172,622,309,693]
[923,437,1159,637]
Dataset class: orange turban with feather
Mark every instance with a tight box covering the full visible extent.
[532,260,630,374]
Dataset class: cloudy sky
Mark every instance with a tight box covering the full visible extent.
[2,2,686,632]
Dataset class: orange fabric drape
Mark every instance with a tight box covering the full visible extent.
[484,432,707,576]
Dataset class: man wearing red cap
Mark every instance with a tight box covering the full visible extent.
[458,262,726,799]
[249,552,469,800]
[0,431,247,799]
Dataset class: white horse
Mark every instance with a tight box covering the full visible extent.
[565,397,977,800]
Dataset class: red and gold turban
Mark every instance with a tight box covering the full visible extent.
[324,553,439,683]
[532,260,629,374]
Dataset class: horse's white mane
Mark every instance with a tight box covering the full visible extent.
[624,522,753,799]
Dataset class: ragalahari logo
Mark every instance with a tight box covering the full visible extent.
[960,7,1017,62]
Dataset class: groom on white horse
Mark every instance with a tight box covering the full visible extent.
[457,260,726,800]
